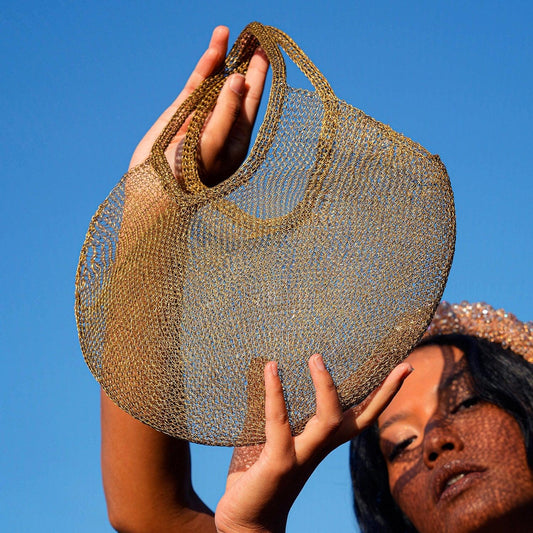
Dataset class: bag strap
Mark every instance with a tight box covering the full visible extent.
[150,22,338,223]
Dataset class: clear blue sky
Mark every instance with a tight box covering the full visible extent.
[1,1,531,531]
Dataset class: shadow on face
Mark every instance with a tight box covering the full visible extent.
[377,345,533,533]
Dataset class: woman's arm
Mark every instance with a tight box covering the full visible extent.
[100,26,268,532]
[101,391,215,532]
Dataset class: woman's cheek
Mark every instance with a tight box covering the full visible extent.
[388,451,430,527]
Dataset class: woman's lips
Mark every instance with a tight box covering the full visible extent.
[433,461,487,503]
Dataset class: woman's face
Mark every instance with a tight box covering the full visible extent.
[377,344,533,532]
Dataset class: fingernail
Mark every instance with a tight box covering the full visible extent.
[402,364,414,379]
[229,73,245,96]
[270,361,278,377]
[313,354,326,371]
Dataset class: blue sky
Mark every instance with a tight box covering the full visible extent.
[1,1,531,531]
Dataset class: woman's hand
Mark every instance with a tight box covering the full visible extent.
[215,356,413,533]
[129,25,269,185]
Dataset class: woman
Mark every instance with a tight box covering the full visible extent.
[100,27,533,532]
[350,302,533,532]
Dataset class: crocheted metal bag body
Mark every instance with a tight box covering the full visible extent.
[76,23,455,445]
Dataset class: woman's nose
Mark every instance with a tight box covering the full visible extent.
[422,421,464,468]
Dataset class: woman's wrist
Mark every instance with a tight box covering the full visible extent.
[215,516,285,533]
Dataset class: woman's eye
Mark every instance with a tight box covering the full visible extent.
[388,436,416,461]
[453,396,480,413]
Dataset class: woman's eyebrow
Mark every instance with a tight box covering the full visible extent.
[378,412,410,435]
[439,367,469,392]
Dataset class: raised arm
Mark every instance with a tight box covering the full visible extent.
[101,391,215,532]
[100,26,268,532]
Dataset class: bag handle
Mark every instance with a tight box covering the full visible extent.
[150,22,338,228]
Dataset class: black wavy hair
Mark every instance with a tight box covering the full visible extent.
[350,334,533,532]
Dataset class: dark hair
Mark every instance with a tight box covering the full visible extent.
[350,334,533,532]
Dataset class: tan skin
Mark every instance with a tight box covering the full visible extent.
[215,358,412,533]
[101,26,412,533]
[217,346,533,533]
[379,345,533,533]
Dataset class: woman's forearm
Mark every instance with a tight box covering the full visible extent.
[101,390,215,532]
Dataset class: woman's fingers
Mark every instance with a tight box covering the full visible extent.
[309,354,342,420]
[354,362,412,427]
[181,25,229,97]
[199,46,269,180]
[129,26,229,168]
[294,355,343,462]
[294,358,412,458]
[225,358,411,495]
[335,362,413,443]
[198,73,246,172]
[262,362,295,465]
[160,25,228,125]
[130,27,269,179]
[225,362,293,492]
[240,47,270,129]
[221,47,269,157]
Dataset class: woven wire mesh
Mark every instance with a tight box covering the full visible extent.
[76,23,455,445]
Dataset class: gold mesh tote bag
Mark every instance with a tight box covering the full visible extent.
[76,22,455,445]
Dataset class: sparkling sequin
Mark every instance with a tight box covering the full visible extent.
[423,302,532,363]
